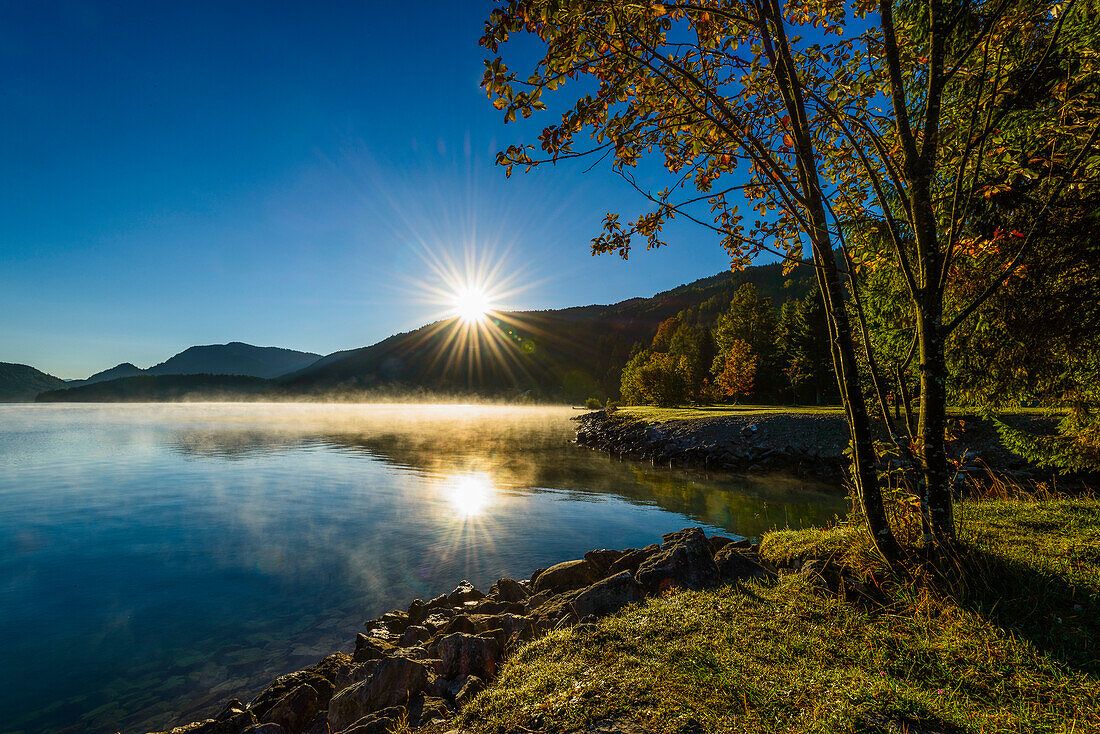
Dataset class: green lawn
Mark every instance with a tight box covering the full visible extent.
[452,497,1100,733]
[615,404,1061,423]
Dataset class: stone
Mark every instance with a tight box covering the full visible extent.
[208,699,257,734]
[334,706,406,734]
[454,675,484,707]
[326,657,434,732]
[446,580,485,605]
[399,625,431,647]
[242,725,285,734]
[262,683,322,734]
[713,545,777,583]
[523,590,553,613]
[583,549,624,575]
[353,635,395,663]
[427,593,450,609]
[407,599,427,626]
[636,527,719,593]
[440,614,478,636]
[409,695,454,726]
[149,722,215,734]
[606,545,659,577]
[437,632,501,680]
[569,571,645,618]
[251,671,333,722]
[532,559,601,594]
[487,577,528,603]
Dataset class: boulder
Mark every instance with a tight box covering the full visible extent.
[334,706,406,734]
[570,571,645,618]
[353,635,395,663]
[409,695,454,726]
[242,725,285,734]
[713,545,776,583]
[454,675,484,707]
[532,559,601,594]
[407,599,427,626]
[326,657,434,732]
[447,580,485,605]
[261,683,323,734]
[583,549,624,575]
[437,632,501,680]
[487,577,528,603]
[440,614,478,636]
[208,699,257,734]
[251,671,334,722]
[636,527,719,593]
[606,545,659,577]
[399,625,431,647]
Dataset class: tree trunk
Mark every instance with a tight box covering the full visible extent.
[917,310,956,543]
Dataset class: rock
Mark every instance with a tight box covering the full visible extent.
[422,608,456,631]
[487,577,528,603]
[454,675,484,707]
[529,567,547,585]
[407,599,427,626]
[242,725,285,734]
[447,580,485,605]
[399,625,431,647]
[606,545,659,577]
[523,590,553,613]
[262,683,323,734]
[713,546,777,583]
[570,571,645,618]
[208,699,257,734]
[636,527,719,593]
[149,722,216,734]
[334,706,406,734]
[251,671,334,722]
[353,635,395,663]
[409,695,454,726]
[533,559,601,594]
[583,549,624,575]
[437,632,501,680]
[800,559,841,592]
[440,614,478,636]
[427,593,450,609]
[326,657,434,732]
[376,611,409,634]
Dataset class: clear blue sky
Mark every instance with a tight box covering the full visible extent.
[1,1,741,378]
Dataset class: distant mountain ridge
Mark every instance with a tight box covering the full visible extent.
[33,260,813,403]
[65,343,323,388]
[0,362,68,402]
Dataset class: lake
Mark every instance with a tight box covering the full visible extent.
[0,403,846,733]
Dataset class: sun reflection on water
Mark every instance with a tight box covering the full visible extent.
[445,472,496,517]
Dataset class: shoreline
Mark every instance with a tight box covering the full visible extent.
[572,408,1067,481]
[147,527,773,734]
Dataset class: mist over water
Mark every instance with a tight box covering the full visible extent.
[0,403,845,734]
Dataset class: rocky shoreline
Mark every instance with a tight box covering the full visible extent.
[149,527,780,734]
[573,410,850,477]
[572,409,1062,480]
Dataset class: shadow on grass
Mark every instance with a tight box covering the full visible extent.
[931,544,1099,674]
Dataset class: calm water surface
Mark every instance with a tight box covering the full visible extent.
[0,403,845,734]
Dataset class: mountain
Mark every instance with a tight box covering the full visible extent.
[66,362,146,388]
[279,259,816,400]
[36,260,814,403]
[0,362,69,402]
[37,374,275,403]
[145,342,321,379]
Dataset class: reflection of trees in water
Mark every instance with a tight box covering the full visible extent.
[165,413,846,538]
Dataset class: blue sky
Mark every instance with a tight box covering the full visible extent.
[1,1,741,378]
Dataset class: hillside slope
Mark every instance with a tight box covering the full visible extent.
[147,342,321,378]
[0,362,69,402]
[281,260,815,400]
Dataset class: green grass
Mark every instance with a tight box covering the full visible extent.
[453,498,1100,733]
[617,404,844,421]
[614,405,1062,423]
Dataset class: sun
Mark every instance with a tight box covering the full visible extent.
[453,286,492,324]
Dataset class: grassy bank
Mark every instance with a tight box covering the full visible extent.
[616,405,1059,423]
[453,497,1099,733]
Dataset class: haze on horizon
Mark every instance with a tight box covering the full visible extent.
[0,1,746,380]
